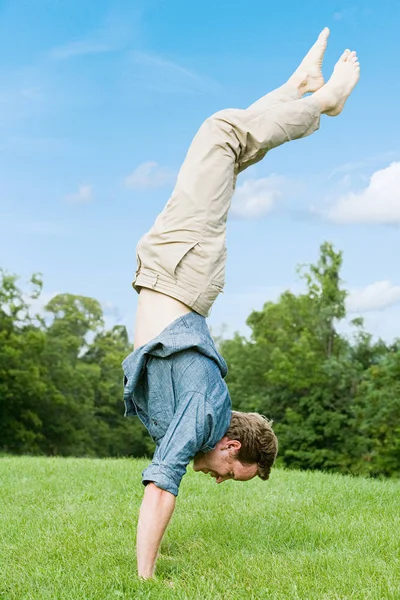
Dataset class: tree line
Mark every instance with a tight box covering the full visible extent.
[1,242,399,477]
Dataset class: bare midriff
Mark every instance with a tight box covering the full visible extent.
[134,288,194,349]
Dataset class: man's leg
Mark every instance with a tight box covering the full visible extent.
[134,95,320,316]
[247,27,330,113]
[133,41,360,319]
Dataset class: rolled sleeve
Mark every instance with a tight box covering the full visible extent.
[142,463,180,497]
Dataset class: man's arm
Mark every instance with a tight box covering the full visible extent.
[137,482,176,579]
[136,390,219,578]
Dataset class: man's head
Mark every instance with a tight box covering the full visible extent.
[193,411,278,484]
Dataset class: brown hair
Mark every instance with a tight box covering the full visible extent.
[225,412,278,480]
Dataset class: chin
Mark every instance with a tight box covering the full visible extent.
[193,451,206,471]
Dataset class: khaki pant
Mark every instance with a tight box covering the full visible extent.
[133,83,321,316]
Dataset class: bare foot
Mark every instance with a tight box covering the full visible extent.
[314,49,360,116]
[288,27,330,95]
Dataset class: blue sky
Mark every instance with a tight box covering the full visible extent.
[1,0,400,342]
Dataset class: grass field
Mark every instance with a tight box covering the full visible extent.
[0,457,399,600]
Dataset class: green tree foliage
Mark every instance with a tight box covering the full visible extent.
[1,242,399,478]
[352,341,400,477]
[0,271,46,453]
[220,243,398,478]
[0,270,152,458]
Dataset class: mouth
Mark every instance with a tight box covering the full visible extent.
[204,470,217,478]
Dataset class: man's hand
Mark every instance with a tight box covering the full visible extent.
[137,483,176,579]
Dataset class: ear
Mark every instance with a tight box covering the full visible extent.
[224,439,241,453]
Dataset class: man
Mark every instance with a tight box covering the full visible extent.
[122,27,360,579]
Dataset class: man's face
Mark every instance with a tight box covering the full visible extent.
[193,437,258,484]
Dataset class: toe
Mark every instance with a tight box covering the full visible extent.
[319,27,330,40]
[341,49,351,61]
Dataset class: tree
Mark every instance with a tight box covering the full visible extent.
[352,342,400,477]
[0,275,152,458]
[221,243,364,473]
[84,325,153,458]
[0,270,46,453]
[299,241,347,358]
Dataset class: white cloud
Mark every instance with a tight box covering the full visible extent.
[50,40,110,60]
[131,52,222,95]
[325,162,400,224]
[333,6,360,20]
[100,301,126,332]
[49,9,137,61]
[347,281,400,313]
[23,290,58,322]
[124,162,175,190]
[95,303,135,340]
[230,176,285,219]
[338,307,400,344]
[322,152,399,181]
[333,11,345,20]
[65,184,93,204]
[20,87,44,100]
[101,301,122,318]
[0,67,46,125]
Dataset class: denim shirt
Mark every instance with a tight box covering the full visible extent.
[122,312,232,496]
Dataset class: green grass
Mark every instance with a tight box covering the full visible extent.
[0,457,399,600]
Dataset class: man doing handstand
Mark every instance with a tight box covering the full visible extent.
[122,27,360,579]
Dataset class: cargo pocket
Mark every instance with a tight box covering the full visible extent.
[163,240,201,279]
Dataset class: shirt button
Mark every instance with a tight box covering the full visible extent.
[153,420,158,426]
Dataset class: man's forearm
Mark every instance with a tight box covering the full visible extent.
[137,482,176,579]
